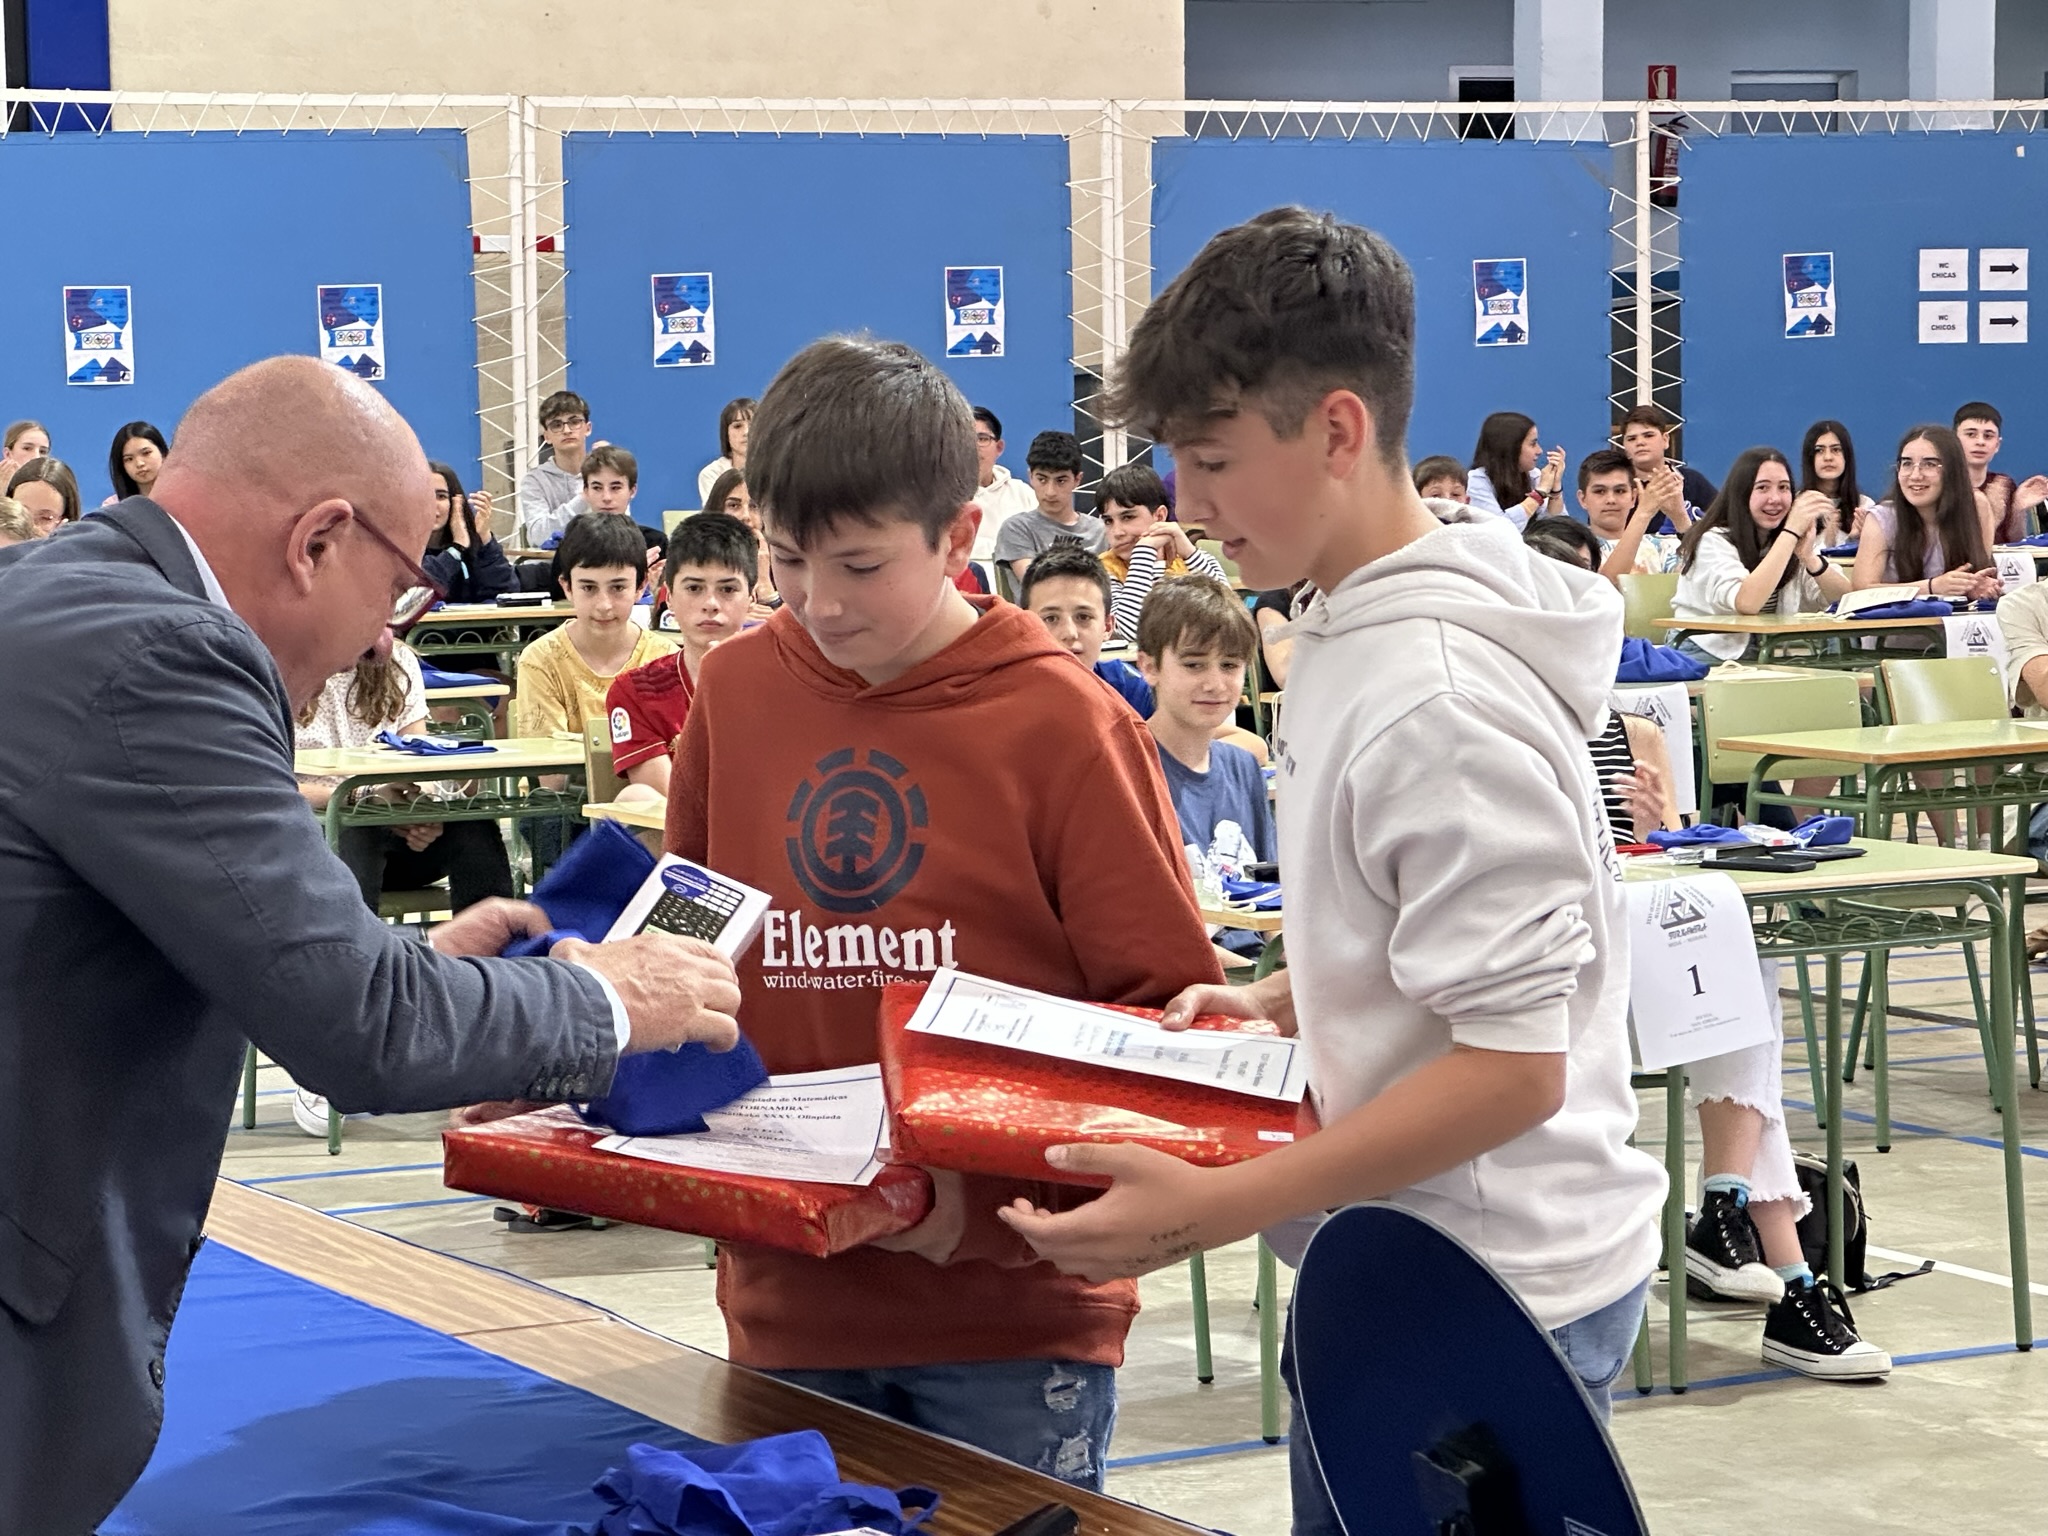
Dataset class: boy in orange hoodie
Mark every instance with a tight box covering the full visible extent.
[663,337,1223,1489]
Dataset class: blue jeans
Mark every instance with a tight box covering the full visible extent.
[1282,1277,1651,1536]
[764,1360,1117,1491]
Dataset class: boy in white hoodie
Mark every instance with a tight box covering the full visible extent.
[1000,207,1667,1530]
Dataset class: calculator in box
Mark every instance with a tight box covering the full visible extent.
[602,855,772,958]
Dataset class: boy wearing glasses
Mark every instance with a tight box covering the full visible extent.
[968,405,1038,563]
[519,390,595,547]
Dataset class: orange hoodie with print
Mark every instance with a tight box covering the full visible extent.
[665,595,1225,1371]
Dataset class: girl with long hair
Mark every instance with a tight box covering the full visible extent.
[423,460,516,602]
[1797,419,1871,543]
[106,421,169,503]
[695,395,756,504]
[1465,411,1563,528]
[1851,425,1998,600]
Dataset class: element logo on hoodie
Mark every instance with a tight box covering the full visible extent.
[784,747,929,913]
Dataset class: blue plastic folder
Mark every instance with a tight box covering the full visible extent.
[501,819,769,1135]
[375,728,495,756]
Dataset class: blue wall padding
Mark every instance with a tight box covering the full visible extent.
[1150,138,1615,479]
[1681,132,2048,485]
[562,133,1074,517]
[0,131,477,504]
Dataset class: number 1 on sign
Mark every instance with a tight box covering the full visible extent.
[1687,964,1704,997]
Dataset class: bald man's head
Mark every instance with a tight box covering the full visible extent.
[152,356,442,712]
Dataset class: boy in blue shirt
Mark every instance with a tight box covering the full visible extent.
[1135,575,1275,883]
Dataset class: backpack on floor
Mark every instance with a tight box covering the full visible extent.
[1791,1151,1932,1294]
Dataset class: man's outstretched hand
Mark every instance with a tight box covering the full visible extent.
[552,930,742,1054]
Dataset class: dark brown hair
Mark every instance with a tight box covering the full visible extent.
[297,653,413,731]
[1102,206,1415,469]
[1469,413,1535,510]
[1412,454,1466,492]
[747,335,976,549]
[1136,574,1260,665]
[107,420,169,501]
[1879,424,1987,582]
[1798,419,1863,518]
[718,396,756,459]
[1677,447,1797,588]
[1020,544,1114,610]
[581,443,638,489]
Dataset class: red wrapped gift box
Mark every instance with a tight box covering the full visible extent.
[878,981,1312,1187]
[441,1107,933,1258]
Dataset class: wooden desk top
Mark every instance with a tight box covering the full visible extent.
[1198,903,1285,933]
[1656,611,1943,635]
[204,1181,1199,1536]
[1995,544,2048,560]
[1716,719,2048,766]
[1616,663,1875,699]
[423,682,511,701]
[584,799,666,830]
[1622,837,2033,897]
[413,602,576,626]
[295,736,586,776]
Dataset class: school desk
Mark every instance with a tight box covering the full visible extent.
[1656,610,1944,669]
[194,1181,1203,1536]
[1624,838,2034,1349]
[294,736,589,850]
[583,798,665,831]
[422,680,511,740]
[408,602,576,670]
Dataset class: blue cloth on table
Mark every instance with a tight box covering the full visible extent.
[542,531,564,550]
[1829,598,1952,620]
[1220,878,1283,912]
[375,728,495,756]
[1821,543,1859,558]
[1790,813,1855,847]
[418,662,500,690]
[1615,636,1710,683]
[503,819,770,1135]
[103,1243,709,1535]
[1646,824,1752,849]
[2012,532,2048,547]
[590,1435,938,1536]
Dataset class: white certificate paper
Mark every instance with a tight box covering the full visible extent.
[596,1065,888,1186]
[904,969,1308,1103]
[1625,874,1778,1070]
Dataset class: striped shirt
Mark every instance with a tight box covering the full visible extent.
[1588,711,1638,841]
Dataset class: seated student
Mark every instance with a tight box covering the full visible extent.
[699,467,779,624]
[1466,412,1564,529]
[1953,401,2048,546]
[1579,446,1685,579]
[7,457,80,535]
[1136,577,1276,892]
[1,419,49,479]
[969,406,1039,562]
[519,390,593,546]
[1411,454,1468,503]
[665,334,1223,1487]
[696,396,755,505]
[1673,447,1851,665]
[0,498,35,548]
[1096,462,1228,642]
[292,641,517,1137]
[993,430,1108,584]
[1249,581,1311,689]
[1521,523,1890,1379]
[517,513,679,745]
[1618,402,1716,533]
[1852,424,2000,600]
[424,460,516,603]
[606,511,756,798]
[1798,419,1874,544]
[550,444,668,599]
[105,421,168,506]
[1021,546,1268,762]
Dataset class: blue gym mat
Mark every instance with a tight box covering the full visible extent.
[103,1240,709,1534]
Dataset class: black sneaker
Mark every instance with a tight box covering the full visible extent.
[1684,1188,1785,1303]
[1762,1279,1892,1380]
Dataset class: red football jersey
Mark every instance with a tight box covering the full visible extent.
[603,651,695,772]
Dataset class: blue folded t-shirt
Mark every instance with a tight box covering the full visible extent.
[1616,636,1709,684]
[375,729,494,755]
[417,662,499,690]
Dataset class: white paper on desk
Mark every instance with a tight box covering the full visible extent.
[1944,613,2011,688]
[1625,873,1778,1070]
[595,1065,888,1185]
[905,969,1308,1103]
[1996,551,2038,594]
[1610,684,1697,818]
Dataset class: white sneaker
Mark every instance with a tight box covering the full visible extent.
[292,1089,332,1139]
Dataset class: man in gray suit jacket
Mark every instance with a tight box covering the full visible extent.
[0,358,744,1534]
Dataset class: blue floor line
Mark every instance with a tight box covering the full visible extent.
[1780,1097,2048,1161]
[1107,1437,1286,1469]
[240,1161,443,1186]
[1627,1335,2047,1399]
[1778,1050,2019,1076]
[322,1194,490,1216]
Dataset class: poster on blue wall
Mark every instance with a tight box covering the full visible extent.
[652,273,715,367]
[944,266,1005,357]
[1782,253,1836,339]
[318,285,385,380]
[63,286,133,385]
[1472,259,1527,347]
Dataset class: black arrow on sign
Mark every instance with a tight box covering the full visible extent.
[1991,263,2022,274]
[1990,315,2022,326]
